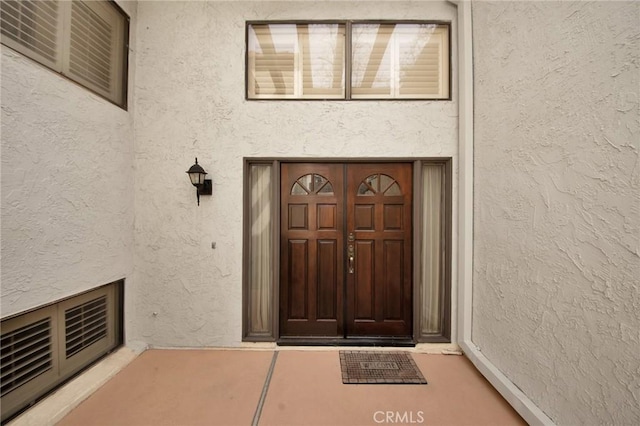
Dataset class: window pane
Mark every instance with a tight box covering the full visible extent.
[291,182,308,195]
[297,174,313,192]
[351,24,393,97]
[248,23,345,99]
[68,1,127,106]
[0,0,60,67]
[248,164,273,336]
[421,164,443,334]
[317,181,334,195]
[0,0,128,108]
[70,2,114,92]
[352,23,449,99]
[384,182,401,196]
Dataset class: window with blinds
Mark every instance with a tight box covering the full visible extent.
[352,23,449,99]
[246,21,449,100]
[248,23,345,99]
[0,281,122,422]
[0,0,128,108]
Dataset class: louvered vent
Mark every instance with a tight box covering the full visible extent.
[0,0,59,64]
[65,296,107,359]
[0,318,52,397]
[69,1,113,92]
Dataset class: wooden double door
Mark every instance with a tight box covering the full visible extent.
[280,163,413,339]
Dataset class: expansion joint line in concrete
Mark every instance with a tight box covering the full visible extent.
[252,351,279,426]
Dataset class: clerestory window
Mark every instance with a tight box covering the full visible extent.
[1,0,129,108]
[246,21,450,100]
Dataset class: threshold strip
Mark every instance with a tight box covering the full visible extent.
[251,351,279,426]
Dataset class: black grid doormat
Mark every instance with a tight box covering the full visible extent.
[339,351,427,384]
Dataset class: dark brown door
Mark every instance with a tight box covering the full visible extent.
[346,163,413,337]
[280,163,345,336]
[280,163,412,338]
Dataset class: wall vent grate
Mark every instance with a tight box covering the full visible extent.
[65,296,107,359]
[0,318,53,397]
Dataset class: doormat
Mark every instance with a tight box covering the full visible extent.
[339,351,427,384]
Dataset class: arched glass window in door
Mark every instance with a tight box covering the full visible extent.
[291,173,334,195]
[357,173,401,196]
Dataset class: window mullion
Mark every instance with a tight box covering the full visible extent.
[345,21,352,100]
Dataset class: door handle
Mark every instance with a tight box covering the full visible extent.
[348,244,355,274]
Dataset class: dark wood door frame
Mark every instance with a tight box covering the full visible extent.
[279,162,413,344]
[242,157,452,346]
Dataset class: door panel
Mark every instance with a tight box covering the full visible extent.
[280,162,412,339]
[346,163,413,337]
[354,239,374,320]
[317,239,338,319]
[280,164,344,337]
[287,240,308,319]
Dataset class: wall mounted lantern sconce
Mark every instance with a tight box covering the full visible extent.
[186,157,212,205]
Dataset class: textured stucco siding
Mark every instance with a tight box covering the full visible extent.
[0,2,137,317]
[132,1,458,347]
[472,2,639,424]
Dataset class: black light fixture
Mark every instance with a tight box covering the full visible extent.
[186,157,212,205]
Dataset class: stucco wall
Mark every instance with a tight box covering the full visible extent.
[472,1,639,424]
[132,1,458,347]
[0,2,137,318]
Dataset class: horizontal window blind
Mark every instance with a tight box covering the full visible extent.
[1,281,122,422]
[70,2,114,92]
[400,26,448,97]
[247,21,449,100]
[64,295,108,359]
[250,49,295,96]
[399,42,441,94]
[68,1,125,105]
[352,23,449,99]
[249,25,295,96]
[0,0,60,68]
[0,318,53,398]
[1,0,128,108]
[248,23,345,99]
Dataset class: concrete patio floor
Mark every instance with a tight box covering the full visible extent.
[56,348,525,426]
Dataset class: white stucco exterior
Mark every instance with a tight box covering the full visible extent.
[1,0,639,425]
[132,0,459,348]
[472,1,639,424]
[0,1,137,318]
